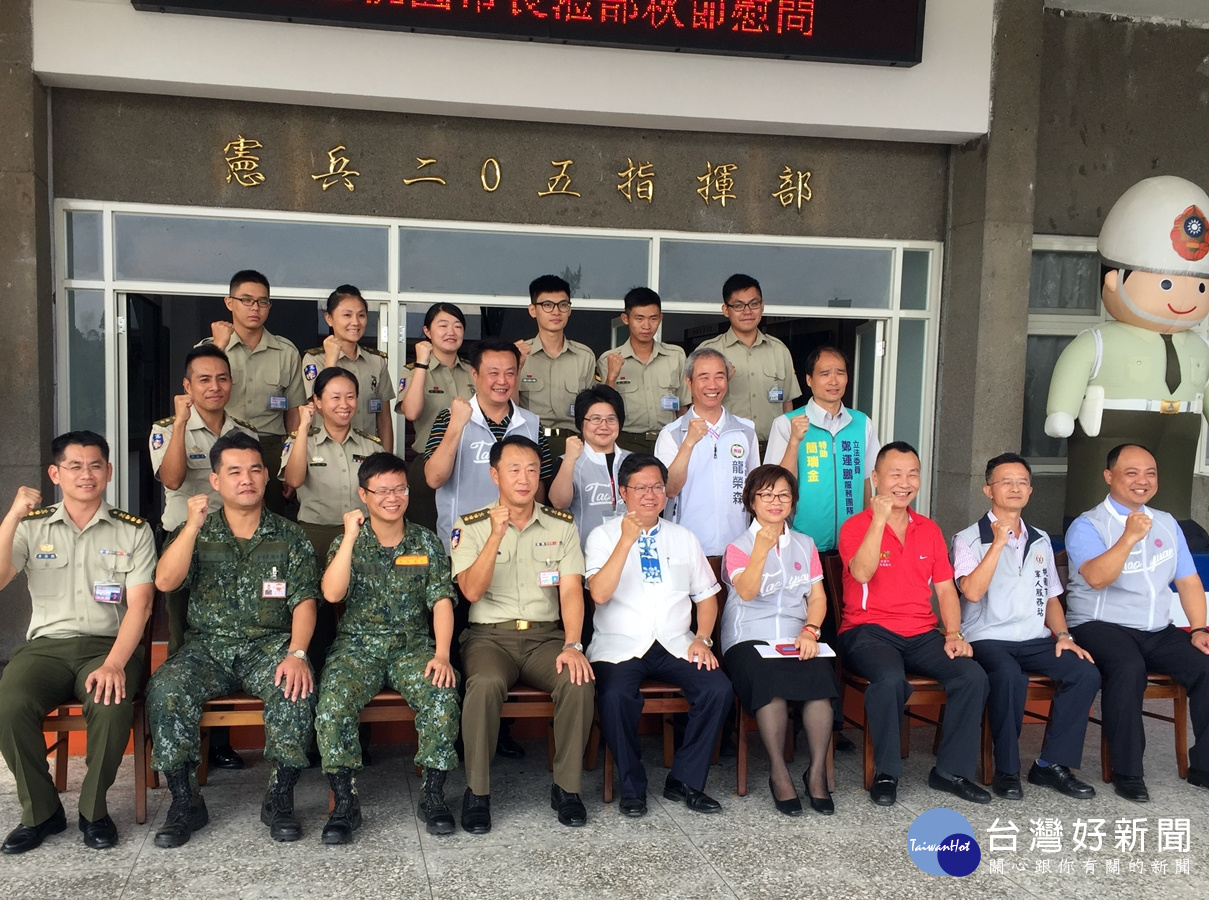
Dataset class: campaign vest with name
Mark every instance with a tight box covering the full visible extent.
[567,445,630,549]
[1065,498,1183,632]
[788,407,868,553]
[435,397,541,550]
[954,515,1055,643]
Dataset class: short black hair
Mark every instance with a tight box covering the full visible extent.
[314,366,359,398]
[210,431,264,473]
[1106,443,1153,470]
[326,284,367,315]
[573,385,625,433]
[229,269,269,295]
[470,337,522,370]
[51,430,109,464]
[623,287,661,313]
[742,464,798,517]
[489,434,541,468]
[529,274,571,302]
[722,273,761,304]
[424,302,467,330]
[358,451,408,489]
[184,344,231,380]
[1101,264,1135,288]
[617,453,667,488]
[805,346,848,378]
[984,452,1031,483]
[875,441,919,469]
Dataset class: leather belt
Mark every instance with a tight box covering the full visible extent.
[475,620,556,630]
[1101,397,1202,415]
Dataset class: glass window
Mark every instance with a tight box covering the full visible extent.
[114,215,390,291]
[1021,334,1074,460]
[66,211,103,281]
[67,290,107,435]
[659,241,893,309]
[894,320,927,451]
[1029,251,1100,315]
[398,230,649,299]
[900,250,930,310]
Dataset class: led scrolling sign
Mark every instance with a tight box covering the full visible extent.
[133,0,926,66]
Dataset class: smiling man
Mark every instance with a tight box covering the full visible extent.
[837,442,990,807]
[1064,443,1209,802]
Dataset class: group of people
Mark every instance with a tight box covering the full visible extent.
[1,268,1208,857]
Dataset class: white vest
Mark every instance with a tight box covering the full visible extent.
[954,515,1056,643]
[566,445,630,550]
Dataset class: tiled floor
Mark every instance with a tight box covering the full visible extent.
[2,710,1206,899]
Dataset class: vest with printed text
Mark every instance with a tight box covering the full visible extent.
[789,408,868,552]
[955,516,1055,643]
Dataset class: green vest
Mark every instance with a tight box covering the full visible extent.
[789,409,869,552]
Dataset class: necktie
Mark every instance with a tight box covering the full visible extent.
[1161,333,1181,395]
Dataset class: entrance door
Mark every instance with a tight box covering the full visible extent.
[854,320,886,426]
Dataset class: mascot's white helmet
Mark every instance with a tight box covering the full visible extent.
[1098,175,1209,278]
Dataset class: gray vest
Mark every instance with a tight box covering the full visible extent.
[955,515,1055,643]
[1065,499,1183,632]
[434,398,541,550]
[566,446,630,550]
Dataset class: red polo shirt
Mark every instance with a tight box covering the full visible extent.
[837,507,953,637]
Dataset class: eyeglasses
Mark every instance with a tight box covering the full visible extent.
[725,299,763,311]
[991,479,1031,489]
[624,483,666,495]
[754,491,794,504]
[57,462,106,475]
[231,295,272,308]
[534,300,572,313]
[583,415,619,426]
[363,486,410,497]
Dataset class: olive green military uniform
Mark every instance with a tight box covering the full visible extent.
[0,503,155,826]
[301,345,394,439]
[315,523,460,774]
[599,340,689,455]
[198,329,306,514]
[518,337,597,457]
[146,509,319,775]
[697,329,800,442]
[450,504,593,796]
[1048,322,1209,520]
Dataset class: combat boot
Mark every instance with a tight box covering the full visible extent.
[261,765,303,842]
[417,768,455,835]
[154,766,209,849]
[320,769,362,845]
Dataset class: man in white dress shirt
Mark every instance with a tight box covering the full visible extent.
[584,454,734,818]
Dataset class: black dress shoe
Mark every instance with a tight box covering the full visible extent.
[1112,773,1150,802]
[1187,766,1209,789]
[619,795,648,818]
[834,732,857,753]
[769,778,802,817]
[992,771,1023,800]
[802,771,834,815]
[1028,762,1095,799]
[208,744,245,770]
[663,775,721,813]
[869,773,898,807]
[461,788,491,834]
[551,784,588,827]
[79,813,119,850]
[928,768,992,804]
[495,734,525,759]
[1,805,66,855]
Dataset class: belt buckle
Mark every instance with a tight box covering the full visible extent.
[1160,400,1180,414]
[515,620,531,631]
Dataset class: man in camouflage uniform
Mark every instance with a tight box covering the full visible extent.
[146,431,319,848]
[314,452,460,844]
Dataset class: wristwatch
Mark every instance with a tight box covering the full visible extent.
[695,635,714,648]
[1056,631,1074,641]
[945,630,966,642]
[287,649,308,660]
[801,624,821,640]
[562,641,584,652]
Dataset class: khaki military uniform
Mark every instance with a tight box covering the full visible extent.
[280,422,380,529]
[146,509,319,776]
[697,329,800,442]
[518,337,597,455]
[0,502,155,825]
[397,356,477,453]
[450,503,594,795]
[599,340,688,454]
[301,345,394,439]
[315,523,460,774]
[150,409,258,532]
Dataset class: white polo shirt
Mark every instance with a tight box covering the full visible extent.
[583,518,720,664]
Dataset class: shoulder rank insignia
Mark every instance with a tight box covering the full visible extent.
[355,429,383,444]
[371,348,388,359]
[304,347,324,357]
[231,417,258,433]
[461,508,492,525]
[541,506,574,522]
[23,505,55,519]
[308,426,322,436]
[154,415,175,428]
[110,508,146,526]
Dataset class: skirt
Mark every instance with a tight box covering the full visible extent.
[723,640,838,715]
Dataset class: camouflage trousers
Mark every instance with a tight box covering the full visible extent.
[315,633,461,774]
[147,636,315,774]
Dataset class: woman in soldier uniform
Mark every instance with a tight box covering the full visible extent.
[301,285,395,451]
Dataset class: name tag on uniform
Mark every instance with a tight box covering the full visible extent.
[522,375,538,385]
[768,386,784,403]
[269,395,288,411]
[188,453,207,460]
[368,398,383,413]
[568,403,576,417]
[352,455,368,463]
[93,582,123,603]
[538,570,560,587]
[262,580,287,598]
[661,394,680,412]
[395,554,429,566]
[310,457,327,467]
